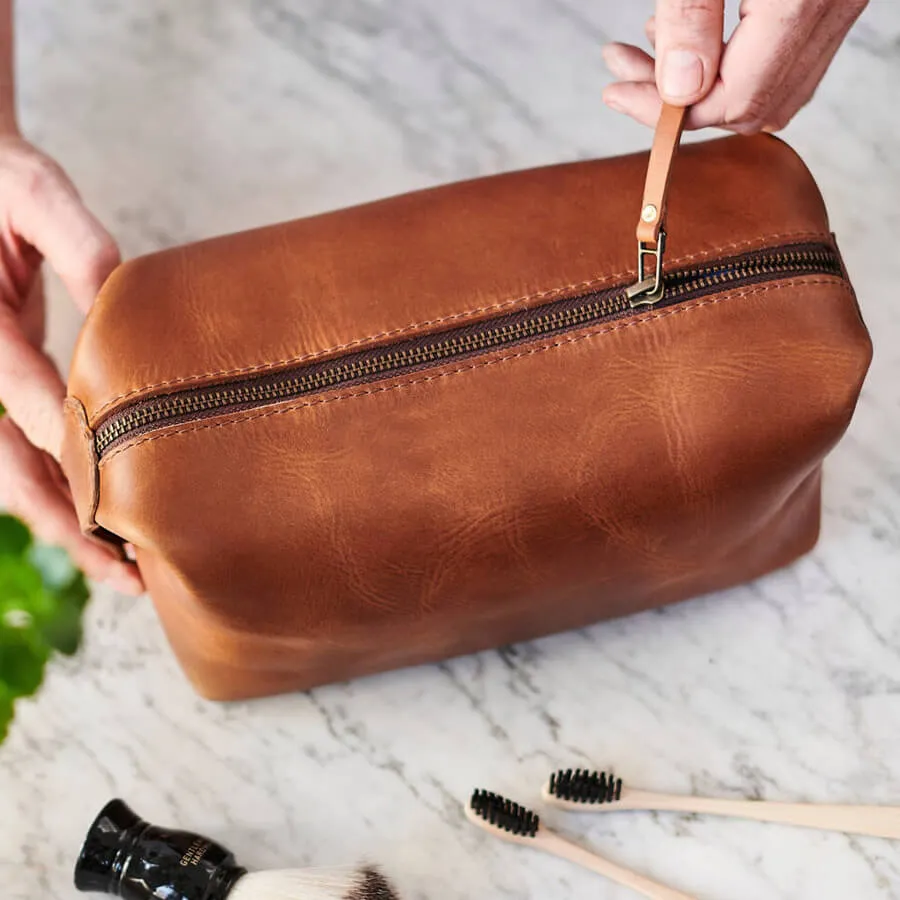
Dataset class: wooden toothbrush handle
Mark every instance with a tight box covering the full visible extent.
[626,791,900,840]
[537,831,697,900]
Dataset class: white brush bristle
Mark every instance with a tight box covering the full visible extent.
[228,867,400,900]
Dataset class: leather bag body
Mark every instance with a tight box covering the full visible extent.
[62,133,871,700]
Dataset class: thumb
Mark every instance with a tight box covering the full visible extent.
[654,0,725,106]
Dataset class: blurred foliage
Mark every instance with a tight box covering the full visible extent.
[0,399,91,741]
[0,513,90,744]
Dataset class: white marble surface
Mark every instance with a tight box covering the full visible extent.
[2,2,899,898]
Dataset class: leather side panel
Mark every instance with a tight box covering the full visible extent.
[138,470,822,701]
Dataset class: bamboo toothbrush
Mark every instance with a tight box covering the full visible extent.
[543,769,900,840]
[74,799,401,900]
[466,789,696,900]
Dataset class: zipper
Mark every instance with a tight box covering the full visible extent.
[93,241,844,458]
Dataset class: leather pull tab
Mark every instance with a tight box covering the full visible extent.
[61,397,127,558]
[636,103,687,244]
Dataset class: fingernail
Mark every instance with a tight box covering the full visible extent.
[661,50,703,100]
[605,97,625,113]
[106,567,144,596]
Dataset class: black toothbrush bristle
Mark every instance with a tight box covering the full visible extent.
[548,769,623,804]
[469,789,540,837]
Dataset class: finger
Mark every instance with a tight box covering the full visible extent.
[41,450,74,500]
[0,227,40,305]
[646,14,732,99]
[763,5,865,131]
[604,80,726,132]
[0,307,66,457]
[700,2,822,134]
[20,269,45,349]
[654,0,725,105]
[602,43,656,83]
[763,44,837,133]
[0,418,144,594]
[603,82,664,128]
[2,152,120,312]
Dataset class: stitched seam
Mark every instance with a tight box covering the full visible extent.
[99,275,850,465]
[90,273,629,417]
[90,229,831,417]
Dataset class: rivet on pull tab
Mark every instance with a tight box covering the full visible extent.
[626,230,666,307]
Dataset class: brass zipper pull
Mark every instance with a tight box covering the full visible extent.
[626,104,687,307]
[626,229,667,306]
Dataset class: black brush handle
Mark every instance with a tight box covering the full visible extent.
[74,799,247,900]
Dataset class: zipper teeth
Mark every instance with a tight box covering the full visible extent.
[93,245,842,457]
[93,286,625,455]
[665,247,837,299]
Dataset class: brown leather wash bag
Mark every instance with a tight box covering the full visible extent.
[62,108,871,700]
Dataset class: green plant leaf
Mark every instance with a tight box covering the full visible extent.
[41,571,89,656]
[0,627,50,697]
[0,557,51,622]
[28,544,79,591]
[25,547,91,653]
[0,507,90,742]
[39,601,84,656]
[56,572,90,611]
[0,514,31,558]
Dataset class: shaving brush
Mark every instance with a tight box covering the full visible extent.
[74,799,400,900]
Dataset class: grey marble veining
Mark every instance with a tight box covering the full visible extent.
[2,2,900,898]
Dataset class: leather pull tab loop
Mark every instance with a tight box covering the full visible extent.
[61,397,127,558]
[636,103,687,245]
